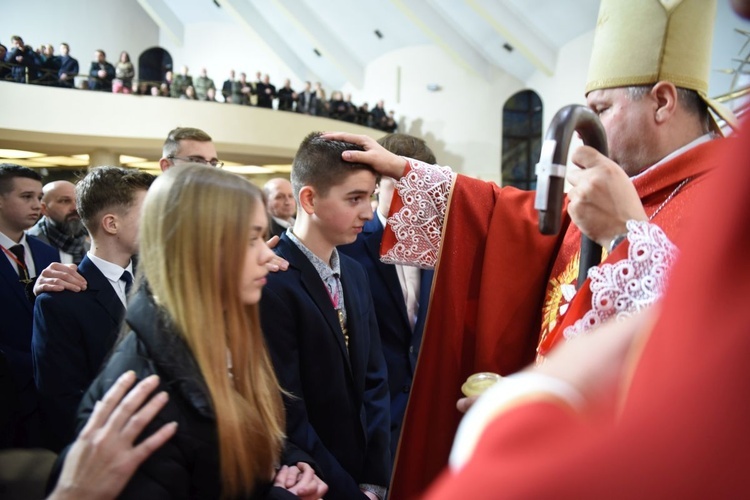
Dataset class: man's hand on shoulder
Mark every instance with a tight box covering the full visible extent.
[34,262,87,295]
[266,235,289,272]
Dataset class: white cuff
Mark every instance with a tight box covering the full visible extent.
[449,372,585,470]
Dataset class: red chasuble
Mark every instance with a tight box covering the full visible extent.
[387,138,724,499]
[421,127,748,499]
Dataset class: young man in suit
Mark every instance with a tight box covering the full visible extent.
[260,132,390,500]
[32,166,155,451]
[0,163,59,448]
[338,133,435,464]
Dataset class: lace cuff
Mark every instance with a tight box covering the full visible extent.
[381,158,454,268]
[563,220,678,340]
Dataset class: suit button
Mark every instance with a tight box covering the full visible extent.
[409,346,414,354]
[402,385,410,393]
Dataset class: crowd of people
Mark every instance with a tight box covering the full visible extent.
[0,36,399,132]
[2,0,749,498]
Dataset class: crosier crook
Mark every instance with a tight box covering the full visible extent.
[534,104,608,289]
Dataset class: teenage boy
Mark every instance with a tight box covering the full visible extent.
[32,166,155,451]
[259,132,390,500]
[0,163,58,448]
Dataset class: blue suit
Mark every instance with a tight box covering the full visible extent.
[260,234,390,500]
[339,216,433,462]
[0,235,58,446]
[32,255,126,451]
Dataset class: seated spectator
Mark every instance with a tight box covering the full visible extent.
[170,65,192,98]
[205,87,217,102]
[149,85,160,97]
[182,85,198,100]
[88,50,115,91]
[5,36,37,84]
[277,78,295,111]
[193,67,215,101]
[113,51,134,94]
[51,164,328,499]
[57,43,78,89]
[158,82,169,97]
[32,167,155,452]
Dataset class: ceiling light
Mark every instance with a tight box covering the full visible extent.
[33,156,90,167]
[119,155,148,164]
[0,149,46,159]
[224,165,274,175]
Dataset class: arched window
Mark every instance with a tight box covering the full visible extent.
[501,90,543,190]
[138,47,172,86]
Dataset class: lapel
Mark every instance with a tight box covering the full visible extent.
[363,217,411,329]
[78,256,126,325]
[277,235,352,369]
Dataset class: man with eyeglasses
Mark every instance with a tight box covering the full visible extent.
[158,127,223,172]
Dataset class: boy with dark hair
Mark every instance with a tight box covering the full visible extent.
[0,163,58,448]
[260,132,390,500]
[32,166,155,451]
[338,133,436,465]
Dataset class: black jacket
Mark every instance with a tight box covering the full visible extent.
[51,285,313,499]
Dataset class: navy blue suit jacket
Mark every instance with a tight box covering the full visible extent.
[260,234,390,500]
[0,236,58,424]
[339,216,433,461]
[32,255,126,451]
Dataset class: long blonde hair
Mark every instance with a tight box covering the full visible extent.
[139,165,284,497]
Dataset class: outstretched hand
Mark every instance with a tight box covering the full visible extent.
[49,371,177,500]
[321,132,408,179]
[567,146,648,248]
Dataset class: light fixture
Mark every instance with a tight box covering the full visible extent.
[0,149,46,159]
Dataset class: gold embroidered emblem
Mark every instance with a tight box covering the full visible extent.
[540,251,580,343]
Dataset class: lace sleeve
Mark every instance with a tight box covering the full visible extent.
[563,220,678,340]
[381,158,455,268]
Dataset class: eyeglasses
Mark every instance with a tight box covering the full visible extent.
[167,155,224,168]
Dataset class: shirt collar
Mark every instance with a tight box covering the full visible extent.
[87,251,133,283]
[286,230,341,280]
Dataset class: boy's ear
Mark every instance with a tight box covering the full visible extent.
[298,186,316,215]
[101,213,119,235]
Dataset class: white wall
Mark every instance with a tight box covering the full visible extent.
[0,0,159,71]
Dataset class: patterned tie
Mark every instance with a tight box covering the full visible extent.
[9,244,27,279]
[120,270,133,296]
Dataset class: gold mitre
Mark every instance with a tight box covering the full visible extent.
[586,0,737,132]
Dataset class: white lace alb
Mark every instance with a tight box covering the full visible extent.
[563,220,678,340]
[381,158,454,269]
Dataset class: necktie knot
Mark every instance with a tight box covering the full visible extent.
[120,270,133,295]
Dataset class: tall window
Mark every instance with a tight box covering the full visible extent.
[501,90,543,190]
